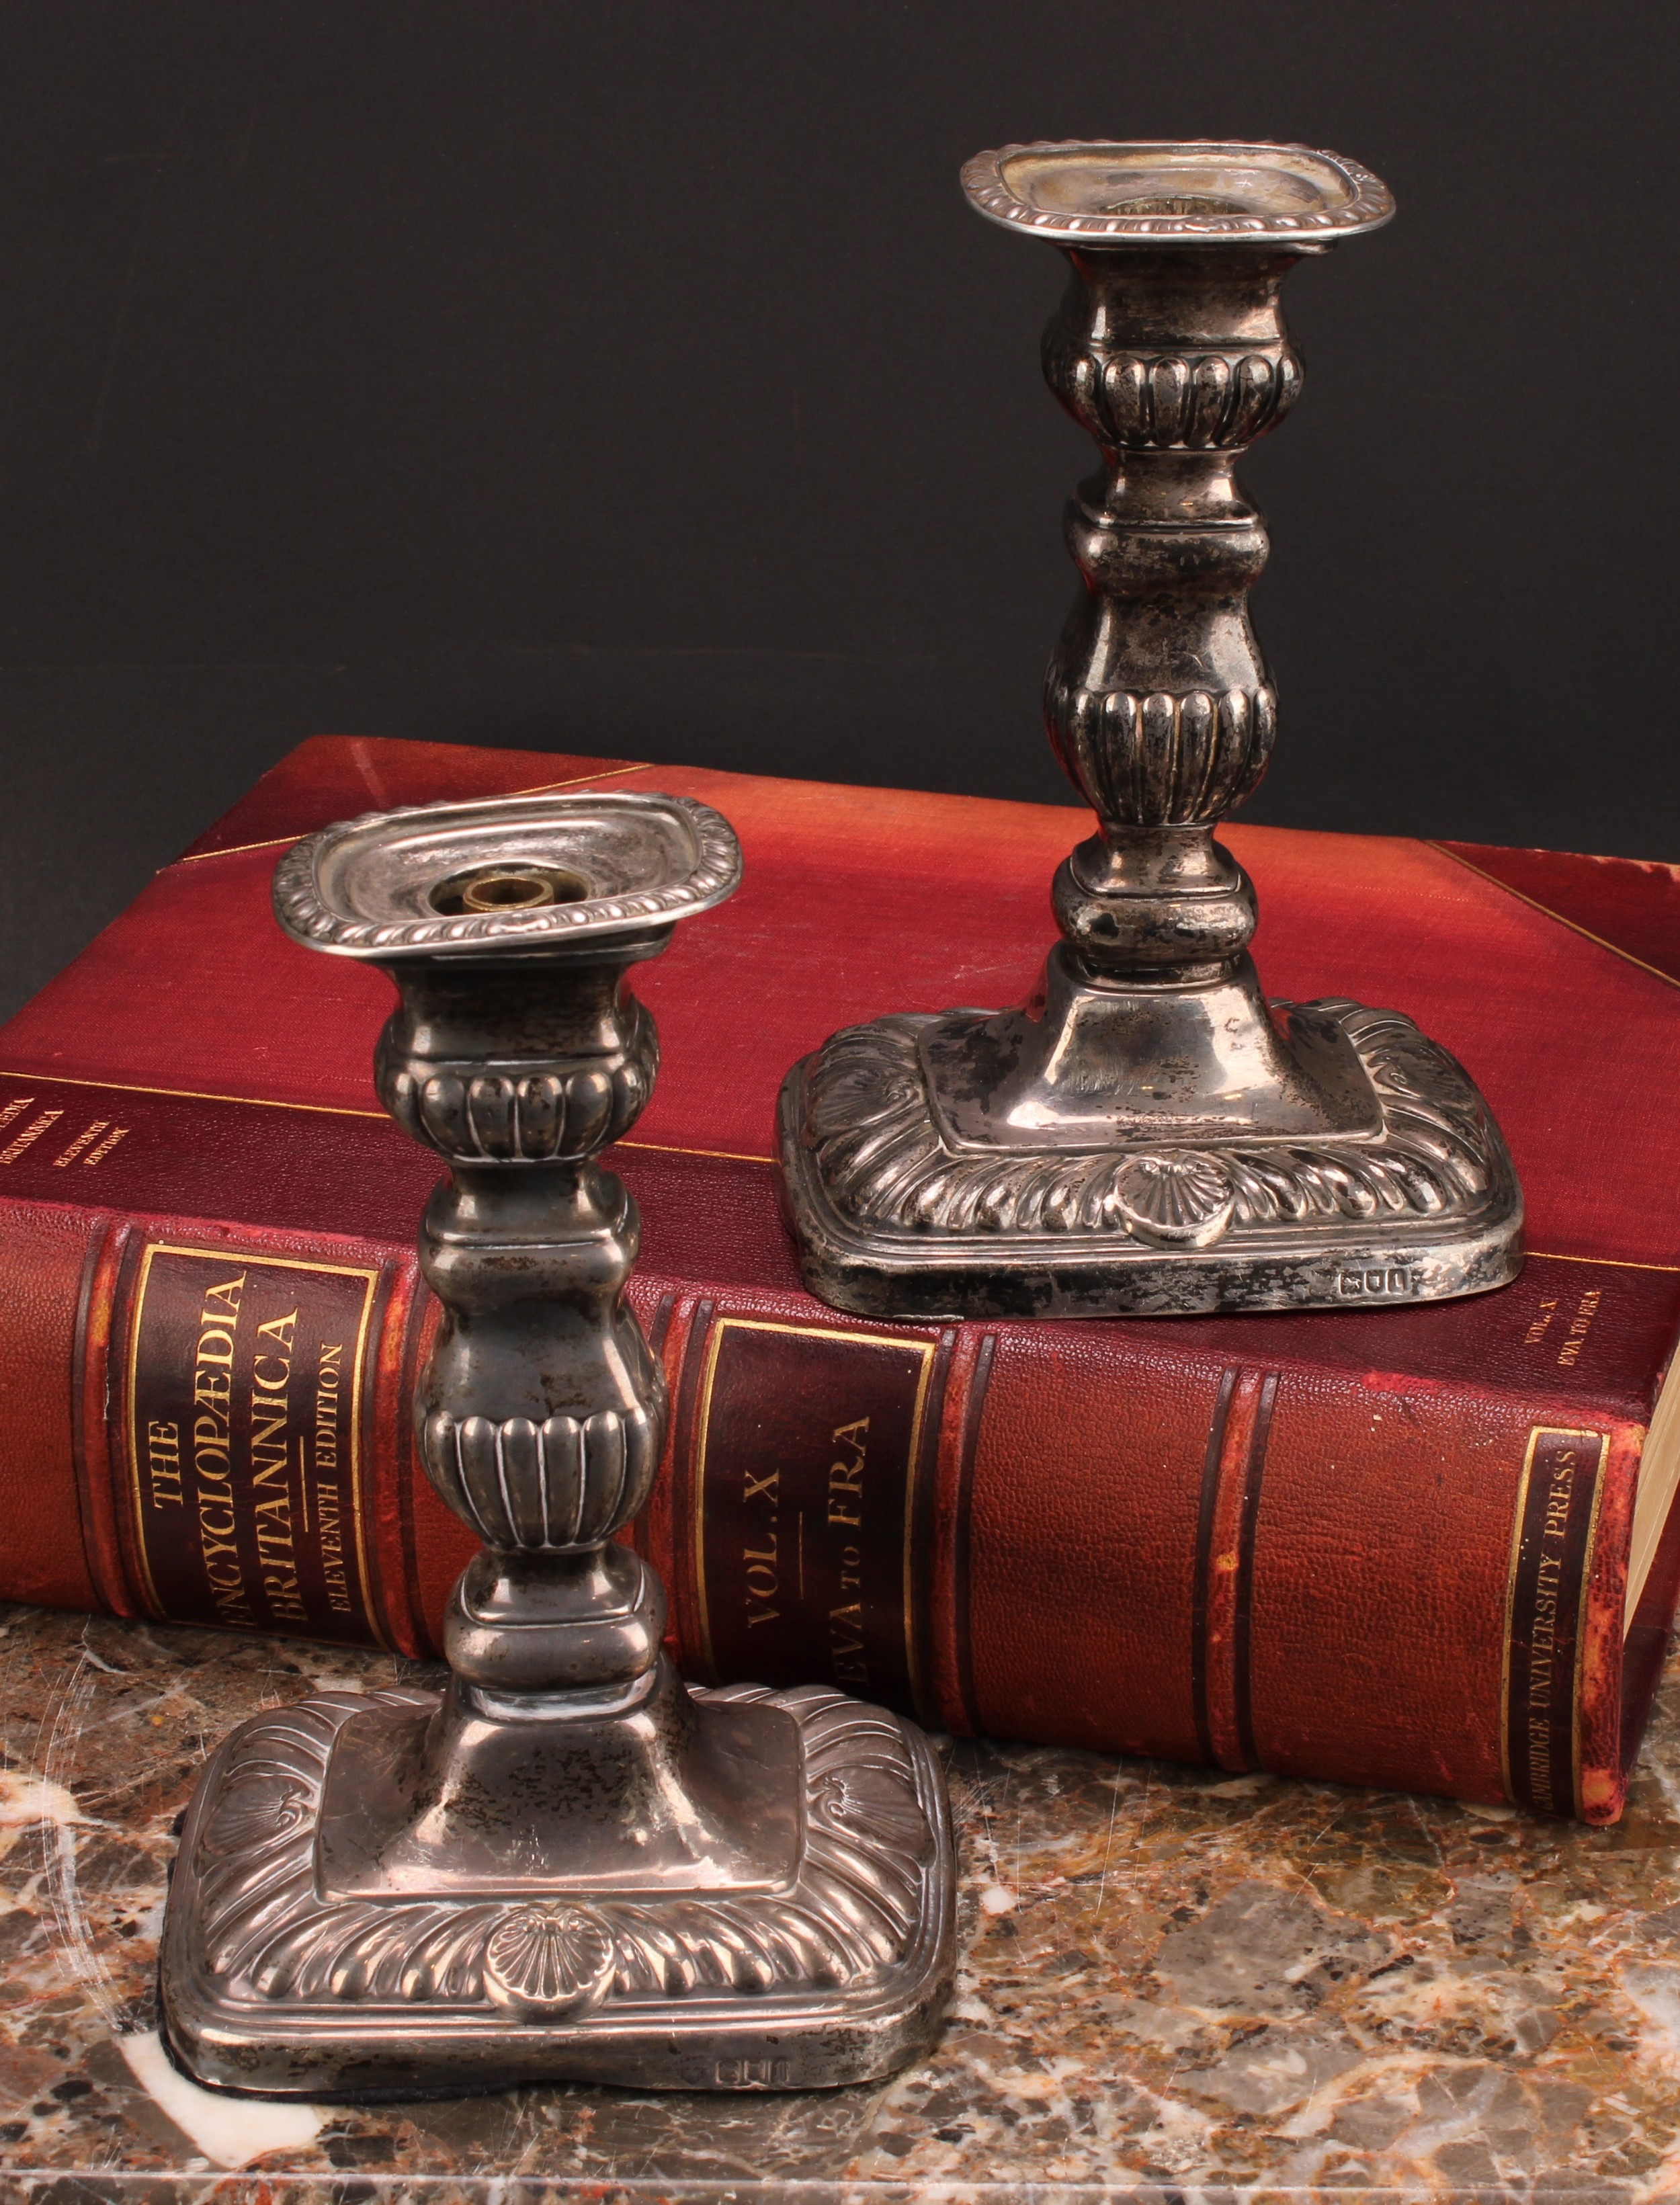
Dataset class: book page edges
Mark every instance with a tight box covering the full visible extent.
[1624,1344,1680,1630]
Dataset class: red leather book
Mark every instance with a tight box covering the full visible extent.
[2,734,1677,1825]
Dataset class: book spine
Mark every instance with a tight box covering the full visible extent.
[0,1188,1662,1826]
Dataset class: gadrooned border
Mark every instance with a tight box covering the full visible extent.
[960,138,1396,244]
[158,1681,956,2096]
[271,792,743,958]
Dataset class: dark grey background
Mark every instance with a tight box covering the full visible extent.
[1,1,1675,1019]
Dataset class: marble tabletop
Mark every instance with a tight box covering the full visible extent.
[2,1601,1678,2202]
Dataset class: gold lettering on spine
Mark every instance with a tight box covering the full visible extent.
[829,1598,868,1690]
[827,1418,868,1527]
[736,1451,784,1631]
[249,1308,304,1621]
[1556,1288,1603,1369]
[1501,1424,1609,1817]
[826,1418,872,1687]
[52,1119,109,1167]
[690,1316,937,1706]
[1524,1296,1560,1347]
[743,1531,780,1624]
[187,1272,253,1626]
[145,1419,183,1508]
[0,1108,62,1165]
[313,1341,353,1613]
[125,1245,384,1642]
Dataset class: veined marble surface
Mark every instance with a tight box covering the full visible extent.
[1,1601,1679,2202]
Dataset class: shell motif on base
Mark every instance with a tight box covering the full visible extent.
[1111,1153,1236,1247]
[482,1903,618,2019]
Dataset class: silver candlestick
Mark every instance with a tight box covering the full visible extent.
[780,140,1523,1319]
[160,790,954,2097]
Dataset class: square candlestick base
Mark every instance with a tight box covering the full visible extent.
[780,991,1523,1321]
[161,1675,954,2099]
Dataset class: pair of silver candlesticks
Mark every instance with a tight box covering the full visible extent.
[161,140,1521,2098]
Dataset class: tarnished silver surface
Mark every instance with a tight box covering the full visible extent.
[160,790,956,2097]
[162,1679,952,2096]
[780,140,1522,1319]
[782,999,1520,1320]
[270,789,742,956]
[961,138,1394,243]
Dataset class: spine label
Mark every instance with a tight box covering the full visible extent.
[1502,1423,1609,1817]
[687,1315,941,1716]
[122,1241,384,1645]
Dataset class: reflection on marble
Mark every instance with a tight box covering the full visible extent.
[3,1599,1680,2199]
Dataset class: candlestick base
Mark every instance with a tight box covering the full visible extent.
[780,979,1522,1319]
[161,1667,954,2098]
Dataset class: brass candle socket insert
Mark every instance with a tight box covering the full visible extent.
[779,140,1523,1320]
[427,860,593,915]
[159,790,955,2097]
